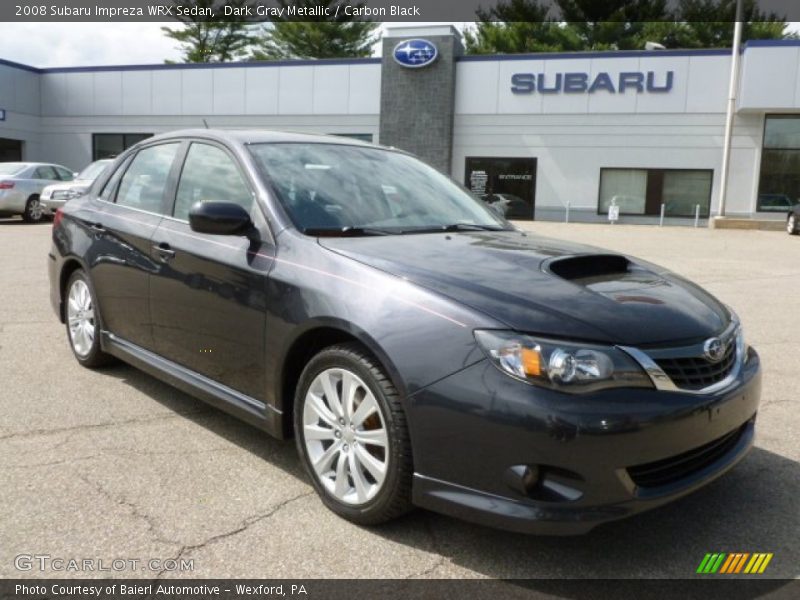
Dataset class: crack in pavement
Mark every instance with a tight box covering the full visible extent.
[154,491,315,579]
[76,472,184,549]
[405,513,448,579]
[0,409,214,443]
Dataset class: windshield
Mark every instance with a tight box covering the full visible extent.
[249,143,507,235]
[0,163,26,176]
[77,160,111,181]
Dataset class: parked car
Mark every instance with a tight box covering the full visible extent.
[48,130,761,535]
[40,159,112,214]
[0,162,74,222]
[788,203,800,235]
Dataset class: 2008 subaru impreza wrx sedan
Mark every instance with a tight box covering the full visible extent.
[48,130,761,534]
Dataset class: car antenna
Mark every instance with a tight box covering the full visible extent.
[202,118,209,129]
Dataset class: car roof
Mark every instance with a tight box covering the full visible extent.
[141,128,378,148]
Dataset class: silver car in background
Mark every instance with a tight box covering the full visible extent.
[40,159,113,214]
[0,162,74,223]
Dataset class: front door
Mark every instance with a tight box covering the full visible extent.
[465,157,537,221]
[148,141,274,401]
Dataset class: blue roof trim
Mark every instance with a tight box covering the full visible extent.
[744,39,800,48]
[40,56,381,74]
[0,58,41,73]
[457,48,732,62]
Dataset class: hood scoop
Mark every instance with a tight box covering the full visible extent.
[547,254,666,299]
[548,254,631,283]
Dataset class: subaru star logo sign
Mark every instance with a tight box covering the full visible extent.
[393,39,438,69]
[703,337,726,363]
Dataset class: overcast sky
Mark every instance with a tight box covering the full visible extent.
[0,21,797,68]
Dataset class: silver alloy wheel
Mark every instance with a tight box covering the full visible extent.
[27,198,44,221]
[789,214,796,234]
[302,368,389,505]
[67,279,96,357]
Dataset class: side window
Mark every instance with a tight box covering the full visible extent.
[34,166,58,180]
[115,143,180,213]
[98,157,131,202]
[174,143,253,222]
[55,167,74,181]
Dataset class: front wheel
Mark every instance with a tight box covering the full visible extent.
[65,270,114,368]
[788,214,799,235]
[294,343,413,525]
[22,195,44,223]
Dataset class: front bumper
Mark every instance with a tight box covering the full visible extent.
[407,348,761,535]
[40,197,66,213]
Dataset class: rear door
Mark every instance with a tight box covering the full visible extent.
[88,142,182,351]
[148,141,274,400]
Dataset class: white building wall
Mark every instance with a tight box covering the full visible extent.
[453,51,768,220]
[0,62,41,160]
[37,61,382,170]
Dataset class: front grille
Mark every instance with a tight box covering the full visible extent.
[627,423,747,488]
[654,340,736,391]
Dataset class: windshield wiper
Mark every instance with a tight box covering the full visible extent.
[406,223,507,234]
[303,226,396,237]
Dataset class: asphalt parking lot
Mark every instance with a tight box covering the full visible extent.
[1,217,798,580]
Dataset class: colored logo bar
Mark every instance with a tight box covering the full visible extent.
[697,553,773,574]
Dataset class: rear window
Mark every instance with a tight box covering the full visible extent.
[0,163,25,176]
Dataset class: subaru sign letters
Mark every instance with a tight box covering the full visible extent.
[393,39,438,69]
[511,71,674,94]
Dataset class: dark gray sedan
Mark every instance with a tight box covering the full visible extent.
[47,130,761,534]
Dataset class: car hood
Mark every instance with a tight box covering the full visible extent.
[319,230,729,346]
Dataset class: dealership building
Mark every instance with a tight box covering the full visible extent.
[1,25,799,223]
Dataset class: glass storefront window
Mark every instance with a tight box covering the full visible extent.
[758,116,800,212]
[599,169,647,214]
[598,168,712,217]
[663,170,713,217]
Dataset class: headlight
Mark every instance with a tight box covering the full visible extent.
[54,190,81,200]
[474,330,653,393]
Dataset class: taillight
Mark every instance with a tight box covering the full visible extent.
[0,181,14,190]
[53,208,64,229]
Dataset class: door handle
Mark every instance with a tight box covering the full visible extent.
[153,243,176,262]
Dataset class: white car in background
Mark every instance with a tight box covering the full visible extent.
[40,159,113,214]
[0,162,74,222]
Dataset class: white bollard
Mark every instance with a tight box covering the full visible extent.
[565,201,571,223]
[659,203,665,227]
[694,204,700,228]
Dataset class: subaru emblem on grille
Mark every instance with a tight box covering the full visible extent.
[703,337,725,363]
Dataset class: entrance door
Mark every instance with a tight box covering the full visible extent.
[465,157,537,220]
[0,138,22,162]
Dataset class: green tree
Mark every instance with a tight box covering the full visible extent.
[162,1,254,63]
[464,0,584,54]
[556,0,671,50]
[251,0,378,60]
[465,0,796,55]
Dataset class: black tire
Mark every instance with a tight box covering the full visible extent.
[788,214,799,236]
[64,270,115,368]
[294,343,413,525]
[21,195,43,223]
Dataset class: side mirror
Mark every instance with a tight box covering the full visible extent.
[188,202,252,236]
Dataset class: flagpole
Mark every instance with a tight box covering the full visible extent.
[715,0,744,222]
